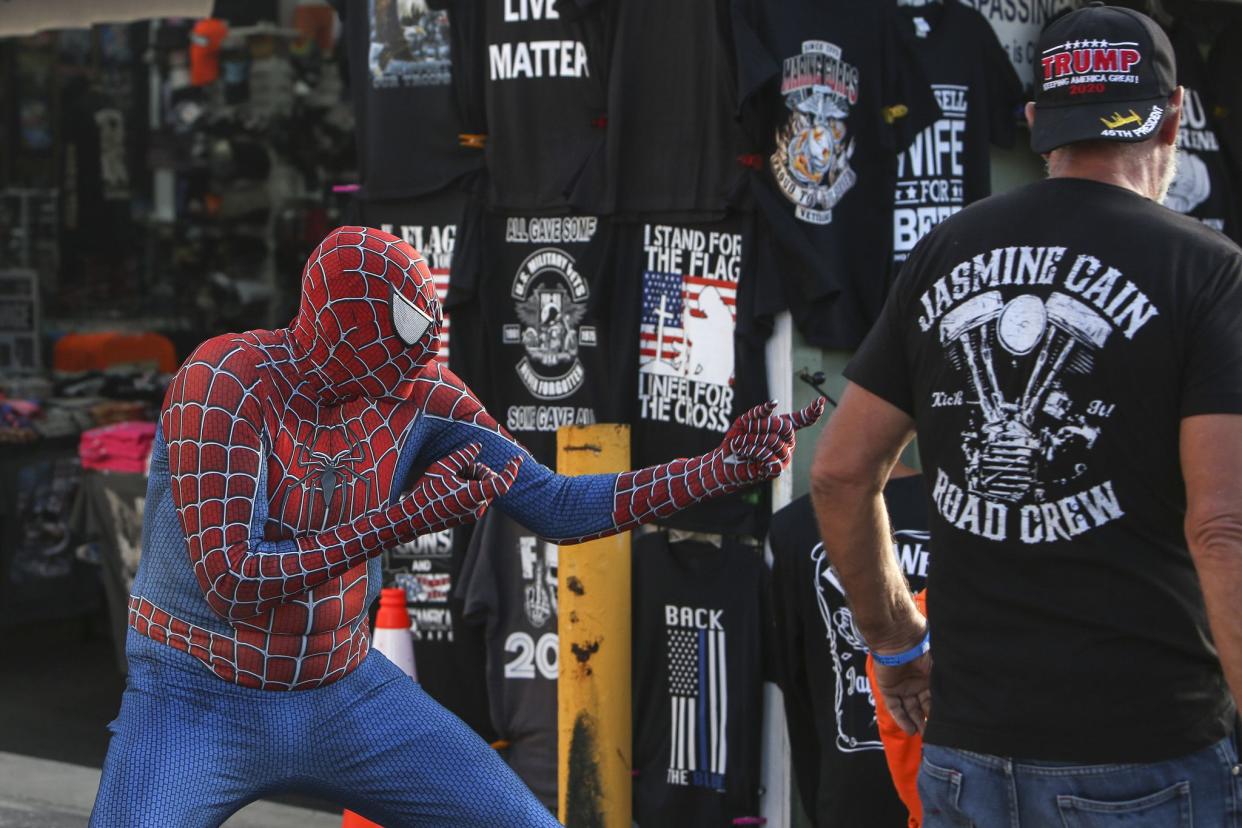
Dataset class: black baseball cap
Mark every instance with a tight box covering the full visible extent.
[1031,3,1177,154]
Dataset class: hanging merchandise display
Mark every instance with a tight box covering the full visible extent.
[631,532,767,828]
[356,192,495,740]
[1165,25,1240,242]
[735,0,941,349]
[588,213,769,534]
[768,474,929,828]
[891,1,1024,269]
[459,509,561,812]
[356,189,466,367]
[451,208,604,467]
[1208,23,1242,211]
[342,0,482,198]
[479,0,610,211]
[594,0,749,219]
[955,0,1075,93]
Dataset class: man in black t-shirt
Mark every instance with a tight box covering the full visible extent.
[810,7,1242,827]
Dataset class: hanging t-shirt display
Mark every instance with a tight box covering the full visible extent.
[589,214,769,534]
[1166,25,1239,241]
[734,0,940,349]
[891,1,1023,268]
[481,0,609,211]
[593,0,748,219]
[768,475,929,828]
[356,189,466,368]
[343,0,481,199]
[954,0,1075,92]
[460,212,604,466]
[632,532,767,827]
[459,509,561,812]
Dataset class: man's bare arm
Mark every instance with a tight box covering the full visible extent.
[809,383,923,650]
[1182,413,1242,712]
[811,383,930,733]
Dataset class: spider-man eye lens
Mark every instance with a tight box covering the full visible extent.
[391,288,434,347]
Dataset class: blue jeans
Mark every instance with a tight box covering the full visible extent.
[919,737,1242,827]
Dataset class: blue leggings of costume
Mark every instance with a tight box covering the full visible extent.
[90,630,560,827]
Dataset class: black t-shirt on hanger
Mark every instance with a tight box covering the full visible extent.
[588,213,770,535]
[1167,24,1239,242]
[459,509,561,811]
[891,0,1023,268]
[768,476,929,828]
[592,0,748,220]
[481,0,610,211]
[343,0,482,199]
[847,177,1242,762]
[734,0,940,349]
[632,532,767,827]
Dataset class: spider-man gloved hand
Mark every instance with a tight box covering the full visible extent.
[395,443,523,536]
[601,399,827,537]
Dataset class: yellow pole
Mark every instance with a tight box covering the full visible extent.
[557,424,631,828]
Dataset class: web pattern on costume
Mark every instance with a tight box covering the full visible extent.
[130,226,822,691]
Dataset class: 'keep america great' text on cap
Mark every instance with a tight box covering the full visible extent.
[1031,3,1177,154]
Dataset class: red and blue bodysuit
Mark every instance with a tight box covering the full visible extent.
[90,227,821,827]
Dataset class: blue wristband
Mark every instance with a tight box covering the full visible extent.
[871,630,931,667]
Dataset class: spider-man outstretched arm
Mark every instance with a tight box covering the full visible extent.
[410,365,826,544]
[163,337,520,622]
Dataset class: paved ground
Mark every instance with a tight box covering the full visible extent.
[0,614,341,825]
[0,752,341,827]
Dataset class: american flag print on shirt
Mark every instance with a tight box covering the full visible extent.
[431,267,451,364]
[639,270,737,377]
[667,623,728,790]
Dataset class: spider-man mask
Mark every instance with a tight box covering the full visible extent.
[289,226,442,402]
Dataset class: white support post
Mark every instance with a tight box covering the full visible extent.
[760,310,795,828]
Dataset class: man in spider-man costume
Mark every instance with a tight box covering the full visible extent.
[90,227,822,827]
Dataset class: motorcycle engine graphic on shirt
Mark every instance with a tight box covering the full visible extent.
[664,604,729,790]
[917,247,1162,544]
[503,246,596,401]
[638,224,742,433]
[771,40,859,226]
[369,0,451,87]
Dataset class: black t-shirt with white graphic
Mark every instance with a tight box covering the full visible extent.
[632,533,766,827]
[593,0,748,219]
[1166,25,1239,242]
[459,509,560,811]
[847,177,1242,763]
[734,0,940,349]
[891,1,1023,269]
[344,0,481,199]
[457,211,604,467]
[768,477,928,828]
[481,0,609,211]
[589,214,770,534]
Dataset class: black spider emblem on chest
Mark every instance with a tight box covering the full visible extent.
[293,426,372,511]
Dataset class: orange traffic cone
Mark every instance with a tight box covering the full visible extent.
[372,586,417,679]
[342,809,382,827]
[340,589,418,827]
